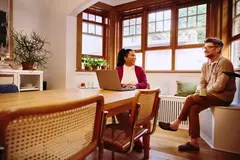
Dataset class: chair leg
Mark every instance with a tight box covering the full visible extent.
[111,151,115,160]
[98,145,103,160]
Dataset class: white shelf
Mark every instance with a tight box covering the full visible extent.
[0,70,43,91]
[20,87,40,92]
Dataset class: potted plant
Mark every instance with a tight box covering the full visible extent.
[99,58,108,70]
[12,30,52,70]
[82,55,92,70]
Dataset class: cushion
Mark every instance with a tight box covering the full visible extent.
[174,81,197,97]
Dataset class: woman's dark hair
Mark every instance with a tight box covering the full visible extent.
[116,49,133,66]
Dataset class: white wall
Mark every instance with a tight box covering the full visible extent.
[0,0,8,12]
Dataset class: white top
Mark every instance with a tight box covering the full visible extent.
[121,64,138,84]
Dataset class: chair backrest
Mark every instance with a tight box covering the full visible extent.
[0,95,105,160]
[129,89,160,126]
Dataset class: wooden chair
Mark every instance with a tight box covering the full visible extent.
[102,89,160,159]
[0,95,107,160]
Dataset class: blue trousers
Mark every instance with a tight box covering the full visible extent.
[0,84,19,93]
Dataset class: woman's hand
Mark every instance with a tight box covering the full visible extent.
[122,84,136,89]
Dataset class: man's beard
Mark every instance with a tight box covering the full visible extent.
[205,52,214,59]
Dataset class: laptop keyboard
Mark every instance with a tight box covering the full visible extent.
[121,87,136,91]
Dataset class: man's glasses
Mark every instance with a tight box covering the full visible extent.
[202,46,218,50]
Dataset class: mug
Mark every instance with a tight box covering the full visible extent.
[200,88,207,96]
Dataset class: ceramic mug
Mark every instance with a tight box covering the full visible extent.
[200,88,207,96]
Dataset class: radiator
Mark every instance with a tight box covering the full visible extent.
[158,96,189,130]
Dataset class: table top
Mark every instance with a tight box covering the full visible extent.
[0,88,137,113]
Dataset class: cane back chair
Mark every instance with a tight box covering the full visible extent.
[0,94,107,160]
[102,89,160,159]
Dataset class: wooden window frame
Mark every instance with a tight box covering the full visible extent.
[76,10,109,71]
[119,0,208,72]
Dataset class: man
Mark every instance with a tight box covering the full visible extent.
[158,37,236,151]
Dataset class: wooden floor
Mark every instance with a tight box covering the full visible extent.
[87,128,240,160]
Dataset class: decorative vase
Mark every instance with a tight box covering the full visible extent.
[22,62,34,70]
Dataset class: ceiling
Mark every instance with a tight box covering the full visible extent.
[99,0,136,6]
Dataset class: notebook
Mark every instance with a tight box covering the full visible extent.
[96,70,136,91]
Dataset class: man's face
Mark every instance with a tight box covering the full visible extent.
[203,42,221,59]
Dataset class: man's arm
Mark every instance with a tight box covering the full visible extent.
[207,61,232,92]
[200,64,207,89]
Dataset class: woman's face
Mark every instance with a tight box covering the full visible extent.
[124,51,136,66]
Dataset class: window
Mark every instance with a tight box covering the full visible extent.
[122,17,142,50]
[120,2,207,71]
[82,13,103,56]
[148,10,171,47]
[231,0,240,69]
[77,10,109,71]
[178,4,207,45]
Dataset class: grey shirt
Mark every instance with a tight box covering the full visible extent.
[200,55,236,103]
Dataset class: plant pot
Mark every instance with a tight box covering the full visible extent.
[101,66,107,70]
[92,66,98,71]
[22,62,34,70]
[84,66,91,71]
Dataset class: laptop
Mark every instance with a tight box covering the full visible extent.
[96,70,136,91]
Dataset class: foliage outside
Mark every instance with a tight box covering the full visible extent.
[13,30,52,69]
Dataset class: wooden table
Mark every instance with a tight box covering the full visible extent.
[0,88,151,158]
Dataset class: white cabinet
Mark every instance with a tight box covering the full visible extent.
[0,70,43,91]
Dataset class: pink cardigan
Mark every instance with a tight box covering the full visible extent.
[116,65,147,89]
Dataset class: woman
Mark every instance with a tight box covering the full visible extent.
[115,48,148,152]
[116,49,147,89]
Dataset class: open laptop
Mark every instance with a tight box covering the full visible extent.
[96,70,135,91]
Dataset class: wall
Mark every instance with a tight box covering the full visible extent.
[12,0,98,89]
[0,0,8,12]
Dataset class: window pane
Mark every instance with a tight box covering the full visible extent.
[231,39,240,68]
[198,4,207,14]
[122,36,141,49]
[124,27,129,36]
[197,15,206,26]
[164,20,171,31]
[135,53,142,67]
[237,1,240,16]
[233,16,240,36]
[130,26,135,35]
[83,22,88,33]
[179,18,187,29]
[89,14,95,21]
[188,16,196,27]
[178,4,206,45]
[124,19,129,26]
[96,16,102,23]
[136,25,141,34]
[96,25,102,35]
[88,24,95,34]
[136,17,141,24]
[130,19,136,25]
[148,23,156,33]
[156,21,163,32]
[83,12,88,20]
[175,48,206,70]
[178,28,205,45]
[82,34,102,56]
[145,50,172,70]
[156,12,163,21]
[179,8,187,17]
[148,32,170,47]
[164,10,171,20]
[149,13,155,22]
[188,6,197,16]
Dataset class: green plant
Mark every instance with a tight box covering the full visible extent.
[13,30,52,69]
[82,55,92,69]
